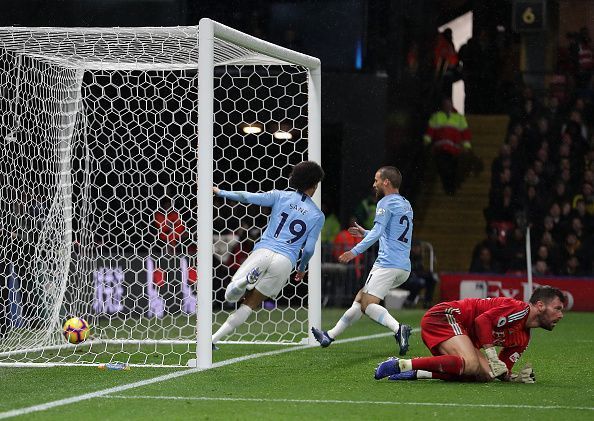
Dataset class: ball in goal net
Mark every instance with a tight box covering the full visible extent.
[0,19,321,368]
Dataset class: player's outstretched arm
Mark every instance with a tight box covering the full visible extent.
[214,189,276,207]
[213,186,220,195]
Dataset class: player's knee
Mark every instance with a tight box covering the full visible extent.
[225,285,241,303]
[360,294,380,313]
[462,355,482,376]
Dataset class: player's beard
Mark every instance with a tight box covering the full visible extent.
[375,187,385,200]
[537,312,556,331]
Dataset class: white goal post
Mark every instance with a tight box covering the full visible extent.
[0,18,321,369]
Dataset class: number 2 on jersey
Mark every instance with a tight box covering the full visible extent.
[274,212,307,243]
[397,215,410,243]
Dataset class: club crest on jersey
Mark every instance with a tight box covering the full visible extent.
[497,316,507,327]
[376,208,386,216]
[246,267,261,285]
[509,352,521,363]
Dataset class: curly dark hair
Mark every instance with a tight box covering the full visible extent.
[529,286,565,305]
[289,161,324,192]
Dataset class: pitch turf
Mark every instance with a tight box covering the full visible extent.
[1,309,593,420]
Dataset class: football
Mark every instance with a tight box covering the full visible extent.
[62,317,90,344]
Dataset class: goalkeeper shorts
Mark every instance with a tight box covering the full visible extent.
[421,303,469,355]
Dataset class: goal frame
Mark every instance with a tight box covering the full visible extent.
[0,18,321,369]
[196,18,321,369]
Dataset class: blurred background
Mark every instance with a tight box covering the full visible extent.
[1,0,593,310]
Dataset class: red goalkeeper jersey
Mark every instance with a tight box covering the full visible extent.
[445,297,531,370]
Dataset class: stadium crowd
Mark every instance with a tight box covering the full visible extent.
[472,28,594,276]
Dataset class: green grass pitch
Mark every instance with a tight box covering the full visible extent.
[1,309,593,420]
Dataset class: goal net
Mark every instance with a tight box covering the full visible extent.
[0,19,321,368]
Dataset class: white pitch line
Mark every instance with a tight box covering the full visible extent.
[102,395,594,412]
[0,330,404,419]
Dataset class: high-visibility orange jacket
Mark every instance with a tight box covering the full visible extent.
[423,110,471,156]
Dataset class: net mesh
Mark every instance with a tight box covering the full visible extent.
[0,25,311,367]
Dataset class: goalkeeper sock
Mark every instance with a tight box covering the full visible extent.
[364,303,400,333]
[327,302,363,339]
[212,304,252,344]
[411,355,465,376]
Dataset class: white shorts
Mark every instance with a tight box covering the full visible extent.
[231,248,293,299]
[362,266,411,300]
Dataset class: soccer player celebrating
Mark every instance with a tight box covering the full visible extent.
[312,166,413,355]
[374,286,565,383]
[211,161,325,347]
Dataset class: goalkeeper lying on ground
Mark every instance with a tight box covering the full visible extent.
[374,286,564,383]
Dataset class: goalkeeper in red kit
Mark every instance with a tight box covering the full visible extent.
[374,286,565,383]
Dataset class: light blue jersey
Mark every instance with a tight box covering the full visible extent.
[217,189,325,272]
[351,193,413,271]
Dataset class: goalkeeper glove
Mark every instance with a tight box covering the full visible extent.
[510,363,535,384]
[485,347,508,378]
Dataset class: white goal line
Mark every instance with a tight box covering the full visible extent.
[102,395,594,412]
[0,330,398,419]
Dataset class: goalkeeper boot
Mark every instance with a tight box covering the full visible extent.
[374,357,400,380]
[395,324,412,356]
[388,370,417,381]
[311,327,334,348]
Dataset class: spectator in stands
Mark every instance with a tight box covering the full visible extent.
[469,246,502,274]
[569,27,593,91]
[561,255,584,277]
[571,198,593,234]
[532,260,551,276]
[523,184,546,225]
[562,112,589,158]
[584,169,594,188]
[535,245,558,275]
[504,227,528,274]
[534,152,555,191]
[433,28,459,99]
[424,97,472,195]
[551,180,572,206]
[547,202,566,243]
[570,216,586,245]
[540,231,563,273]
[543,94,566,136]
[485,184,517,225]
[572,183,594,215]
[490,144,512,186]
[459,28,499,114]
[561,232,583,264]
[332,216,363,280]
[470,226,507,271]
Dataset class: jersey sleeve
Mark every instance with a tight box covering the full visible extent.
[350,201,389,256]
[498,343,528,371]
[473,301,529,347]
[217,190,277,207]
[297,213,325,272]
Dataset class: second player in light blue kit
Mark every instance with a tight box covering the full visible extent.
[312,166,414,355]
[212,161,325,347]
